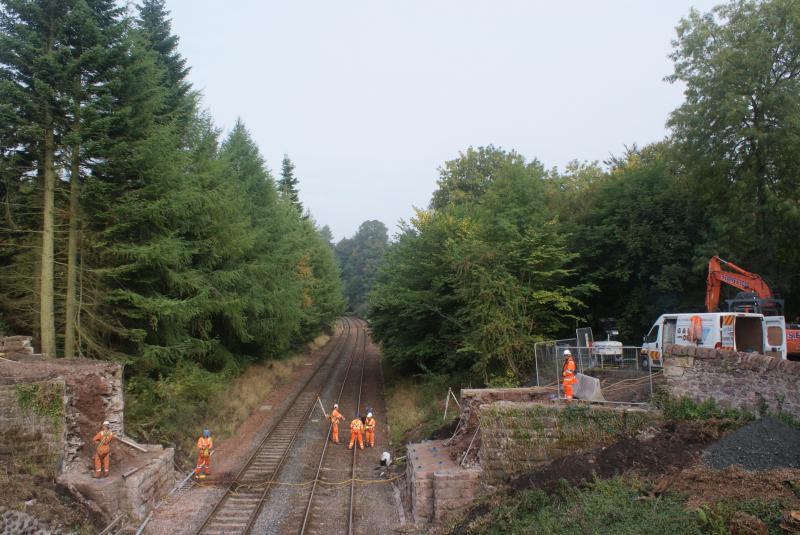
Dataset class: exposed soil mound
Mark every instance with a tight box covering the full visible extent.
[510,420,729,493]
[656,465,800,509]
[704,417,800,471]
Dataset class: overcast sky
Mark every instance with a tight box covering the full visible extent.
[165,0,719,241]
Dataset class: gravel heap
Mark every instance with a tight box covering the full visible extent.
[704,417,800,471]
[0,507,70,535]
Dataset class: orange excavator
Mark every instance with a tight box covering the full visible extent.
[706,256,800,358]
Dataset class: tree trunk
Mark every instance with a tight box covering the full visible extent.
[39,25,56,358]
[40,106,57,358]
[64,105,81,359]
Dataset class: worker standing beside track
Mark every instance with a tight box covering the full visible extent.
[364,412,376,448]
[330,403,344,444]
[348,414,364,450]
[93,421,113,478]
[562,350,576,401]
[195,429,213,478]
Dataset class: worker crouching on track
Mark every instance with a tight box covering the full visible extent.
[93,420,113,478]
[349,414,365,450]
[364,412,376,448]
[562,350,576,401]
[330,403,344,444]
[195,429,213,478]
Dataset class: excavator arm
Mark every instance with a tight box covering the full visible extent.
[705,256,774,312]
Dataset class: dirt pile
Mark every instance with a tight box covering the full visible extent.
[656,465,800,509]
[509,420,728,493]
[704,417,800,471]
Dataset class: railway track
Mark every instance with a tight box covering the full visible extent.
[297,316,368,535]
[194,317,358,535]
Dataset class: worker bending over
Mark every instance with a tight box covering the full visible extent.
[562,350,576,401]
[195,429,213,478]
[364,412,376,448]
[330,403,344,444]
[93,421,113,478]
[349,415,365,450]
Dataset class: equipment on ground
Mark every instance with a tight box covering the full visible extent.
[705,256,799,358]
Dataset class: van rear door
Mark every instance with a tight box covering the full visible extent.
[764,316,787,360]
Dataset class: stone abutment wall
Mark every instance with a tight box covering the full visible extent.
[663,344,800,419]
[478,401,658,483]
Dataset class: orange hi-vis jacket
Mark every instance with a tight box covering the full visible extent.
[94,430,113,455]
[562,357,576,384]
[364,416,376,431]
[330,408,344,425]
[197,436,213,457]
[350,418,364,432]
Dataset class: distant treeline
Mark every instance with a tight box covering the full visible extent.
[0,1,343,436]
[368,0,800,385]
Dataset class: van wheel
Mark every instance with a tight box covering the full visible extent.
[640,355,651,371]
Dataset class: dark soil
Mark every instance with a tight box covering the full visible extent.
[704,417,800,471]
[510,420,731,493]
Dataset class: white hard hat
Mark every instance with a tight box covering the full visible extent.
[102,420,110,426]
[333,403,338,408]
[563,350,572,356]
[367,412,373,418]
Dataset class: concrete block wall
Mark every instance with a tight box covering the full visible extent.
[0,379,66,473]
[479,401,657,483]
[663,344,800,418]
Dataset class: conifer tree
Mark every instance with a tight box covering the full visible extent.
[279,154,303,213]
[0,0,72,356]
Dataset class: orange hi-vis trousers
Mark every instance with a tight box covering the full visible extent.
[332,422,340,443]
[94,446,110,476]
[349,429,364,449]
[195,451,211,475]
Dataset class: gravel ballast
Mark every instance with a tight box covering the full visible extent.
[704,417,800,471]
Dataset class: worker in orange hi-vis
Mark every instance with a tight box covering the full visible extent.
[364,412,376,448]
[348,414,365,450]
[93,421,113,478]
[194,429,213,478]
[329,403,344,444]
[562,350,577,401]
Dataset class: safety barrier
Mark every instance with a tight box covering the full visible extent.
[533,342,659,403]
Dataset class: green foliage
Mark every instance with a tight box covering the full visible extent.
[15,382,64,426]
[445,478,703,535]
[698,499,788,535]
[652,390,754,423]
[0,0,342,448]
[335,220,389,316]
[370,147,591,383]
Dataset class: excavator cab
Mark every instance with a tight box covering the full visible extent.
[725,292,784,316]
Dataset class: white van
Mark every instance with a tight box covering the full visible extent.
[640,312,787,369]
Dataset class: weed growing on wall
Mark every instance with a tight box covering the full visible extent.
[14,382,64,427]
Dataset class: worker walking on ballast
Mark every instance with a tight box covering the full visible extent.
[93,421,113,478]
[330,403,344,444]
[195,429,213,478]
[562,350,576,401]
[364,412,376,448]
[349,414,365,450]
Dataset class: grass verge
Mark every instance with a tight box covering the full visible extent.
[439,476,792,535]
[126,334,329,469]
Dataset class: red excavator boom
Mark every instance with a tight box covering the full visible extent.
[705,256,774,312]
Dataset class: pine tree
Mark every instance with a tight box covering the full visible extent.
[0,0,73,356]
[278,154,303,214]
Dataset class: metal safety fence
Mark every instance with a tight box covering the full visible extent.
[533,342,660,404]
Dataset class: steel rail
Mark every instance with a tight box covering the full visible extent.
[297,318,365,534]
[193,317,355,535]
[297,318,368,535]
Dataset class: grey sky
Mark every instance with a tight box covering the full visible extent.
[166,0,719,241]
